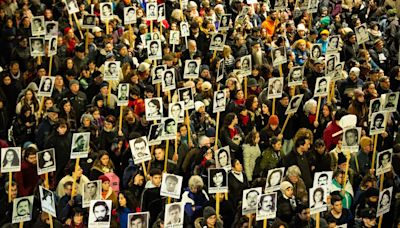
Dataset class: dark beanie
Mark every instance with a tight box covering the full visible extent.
[203,206,216,220]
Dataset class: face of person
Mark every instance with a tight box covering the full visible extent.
[275,50,282,58]
[94,205,107,220]
[150,43,158,55]
[34,20,41,28]
[86,16,93,24]
[5,150,14,162]
[213,36,222,46]
[155,68,163,78]
[292,69,302,81]
[166,120,176,133]
[242,59,249,69]
[17,200,30,216]
[381,154,390,166]
[169,208,180,222]
[261,196,273,211]
[218,151,228,166]
[33,40,42,50]
[374,117,383,127]
[247,191,258,207]
[76,138,85,147]
[327,60,334,71]
[216,92,225,107]
[134,141,146,155]
[102,5,111,16]
[131,218,144,228]
[318,176,328,186]
[388,95,396,104]
[149,5,155,13]
[148,101,159,114]
[158,7,164,16]
[312,47,320,57]
[43,79,51,91]
[381,194,390,206]
[319,80,327,91]
[269,171,281,186]
[314,190,323,202]
[221,17,228,25]
[165,177,178,192]
[165,72,173,85]
[109,63,117,74]
[346,131,357,145]
[188,63,197,73]
[171,104,181,117]
[273,80,282,90]
[212,172,224,187]
[87,183,97,196]
[182,91,190,103]
[43,151,51,161]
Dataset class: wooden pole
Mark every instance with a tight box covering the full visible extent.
[244,76,248,99]
[279,65,283,77]
[315,96,322,120]
[85,30,89,54]
[106,19,110,35]
[281,114,292,133]
[72,13,84,39]
[141,162,148,177]
[248,214,253,227]
[146,145,155,177]
[71,158,80,198]
[272,98,276,115]
[48,55,53,76]
[119,106,123,132]
[37,56,42,65]
[37,97,45,121]
[316,212,320,228]
[378,172,384,228]
[107,83,112,108]
[128,25,133,48]
[263,219,267,228]
[214,112,220,148]
[342,152,351,192]
[19,222,23,228]
[216,193,220,216]
[328,81,335,104]
[8,172,12,202]
[186,109,191,148]
[371,135,378,170]
[164,140,169,172]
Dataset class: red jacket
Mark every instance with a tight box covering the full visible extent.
[14,161,40,196]
[323,120,342,151]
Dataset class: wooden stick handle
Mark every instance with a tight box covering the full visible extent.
[186,109,191,148]
[8,172,12,203]
[244,76,248,99]
[216,193,220,216]
[71,158,80,198]
[272,98,276,115]
[48,55,53,76]
[371,135,378,170]
[164,140,169,172]
[316,212,320,228]
[119,106,123,132]
[281,114,291,133]
[73,13,84,39]
[263,219,268,228]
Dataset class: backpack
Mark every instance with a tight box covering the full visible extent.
[104,172,120,194]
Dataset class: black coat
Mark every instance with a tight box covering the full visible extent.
[228,172,249,209]
[277,195,296,224]
[44,131,72,182]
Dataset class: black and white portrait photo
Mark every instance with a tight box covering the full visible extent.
[129,136,151,164]
[309,186,328,214]
[377,187,392,217]
[45,21,58,38]
[151,32,161,41]
[376,149,392,176]
[242,187,262,215]
[383,92,399,112]
[161,117,178,140]
[288,66,304,87]
[213,90,226,113]
[216,58,225,82]
[240,55,252,76]
[37,149,56,175]
[104,61,121,81]
[124,7,137,25]
[38,76,55,97]
[274,0,287,10]
[71,132,90,159]
[267,77,284,99]
[256,193,277,221]
[65,0,79,14]
[370,98,382,115]
[325,55,336,77]
[313,171,333,188]
[208,168,228,194]
[82,14,96,28]
[31,16,45,36]
[117,83,129,106]
[369,111,387,135]
[215,146,231,170]
[100,2,113,21]
[146,3,157,20]
[355,24,369,45]
[285,94,304,115]
[30,37,45,57]
[47,36,58,56]
[147,123,163,146]
[12,196,34,223]
[88,200,112,227]
[161,173,183,199]
[128,212,149,228]
[162,69,176,92]
[307,0,319,13]
[164,203,184,227]
[180,22,190,37]
[327,35,340,53]
[314,76,330,97]
[183,59,200,79]
[169,101,185,123]
[310,44,322,59]
[210,33,226,51]
[83,180,101,208]
[151,64,166,84]
[219,14,231,30]
[1,147,21,173]
[178,87,194,110]
[147,40,162,60]
[265,167,284,192]
[39,186,56,217]
[342,127,361,152]
[332,61,344,81]
[145,98,163,121]
[157,4,166,22]
[272,46,287,66]
[169,31,180,45]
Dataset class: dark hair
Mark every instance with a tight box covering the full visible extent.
[133,137,146,147]
[118,191,137,211]
[246,189,259,199]
[330,193,342,205]
[244,130,259,146]
[314,139,325,148]
[374,113,384,121]
[333,169,345,178]
[38,150,54,168]
[93,201,109,213]
[148,99,161,109]
[168,204,181,212]
[149,168,162,176]
[295,136,309,149]
[313,187,324,202]
[267,169,282,186]
[24,147,37,160]
[2,148,19,167]
[222,112,236,128]
[16,198,31,214]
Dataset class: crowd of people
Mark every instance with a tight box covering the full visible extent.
[0,0,399,227]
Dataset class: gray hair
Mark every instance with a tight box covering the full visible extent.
[188,175,204,189]
[198,136,210,147]
[286,165,301,177]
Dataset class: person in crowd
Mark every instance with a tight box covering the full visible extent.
[242,130,261,181]
[14,147,39,196]
[282,165,308,203]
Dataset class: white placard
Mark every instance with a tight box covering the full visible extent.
[70,132,90,159]
[161,173,183,199]
[129,136,152,164]
[88,200,112,227]
[1,147,21,173]
[37,148,56,175]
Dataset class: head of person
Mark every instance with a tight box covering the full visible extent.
[16,198,31,216]
[133,137,147,154]
[148,99,161,114]
[102,4,112,16]
[149,41,159,54]
[217,149,229,167]
[149,168,162,187]
[168,204,181,221]
[130,214,146,228]
[188,175,204,193]
[171,103,182,118]
[23,147,37,165]
[213,34,223,46]
[246,189,259,208]
[285,165,301,184]
[164,71,173,84]
[165,175,179,192]
[380,151,391,167]
[313,187,324,203]
[318,78,327,91]
[360,208,377,228]
[212,170,224,187]
[330,194,343,213]
[268,169,282,187]
[280,181,294,198]
[188,61,197,73]
[295,136,311,154]
[333,169,345,185]
[259,194,274,211]
[86,181,98,197]
[93,201,109,220]
[379,189,391,208]
[345,128,358,146]
[164,118,176,134]
[317,173,329,186]
[296,202,311,222]
[374,113,384,127]
[3,148,19,166]
[5,181,18,200]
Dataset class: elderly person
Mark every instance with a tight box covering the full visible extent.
[282,165,308,203]
[182,175,210,224]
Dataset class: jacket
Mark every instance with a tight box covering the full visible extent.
[242,143,261,181]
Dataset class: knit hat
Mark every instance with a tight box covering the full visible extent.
[320,16,331,26]
[349,67,360,77]
[360,208,376,219]
[163,54,174,61]
[138,62,150,72]
[195,101,205,112]
[364,187,379,198]
[201,81,212,92]
[100,81,109,88]
[320,29,330,36]
[206,127,216,137]
[360,136,372,148]
[337,152,347,165]
[69,79,79,87]
[99,175,110,183]
[297,23,306,31]
[353,89,364,98]
[268,115,279,125]
[280,181,293,193]
[203,206,216,220]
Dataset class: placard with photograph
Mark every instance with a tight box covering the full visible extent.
[38,76,55,97]
[240,55,252,76]
[47,36,58,56]
[180,22,190,37]
[208,168,228,194]
[100,2,114,21]
[169,101,185,123]
[310,44,322,59]
[209,33,226,51]
[117,83,129,106]
[325,55,336,78]
[326,35,340,54]
[313,171,333,190]
[213,90,226,113]
[164,203,184,228]
[342,127,361,153]
[71,132,90,159]
[88,200,112,227]
[124,6,137,25]
[128,212,149,228]
[83,180,102,208]
[307,0,319,13]
[65,0,79,14]
[39,186,56,217]
[274,0,287,10]
[369,97,383,117]
[162,69,176,92]
[355,23,369,45]
[216,59,225,83]
[30,37,45,57]
[256,192,277,221]
[129,136,151,164]
[219,14,231,30]
[45,21,58,38]
[146,3,157,20]
[12,196,34,224]
[151,32,161,41]
[332,61,344,81]
[288,66,304,87]
[309,186,328,214]
[161,117,178,140]
[147,123,163,146]
[37,148,56,175]
[31,16,45,36]
[377,187,392,217]
[178,87,194,110]
[169,31,180,45]
[267,77,284,99]
[152,64,166,84]
[382,92,399,112]
[314,76,330,97]
[103,61,121,81]
[183,59,200,79]
[82,14,97,28]
[272,46,287,66]
[242,187,262,215]
[295,0,309,10]
[265,167,284,193]
[157,4,166,22]
[1,147,21,173]
[285,94,304,115]
[215,146,231,171]
[369,111,387,135]
[161,173,183,199]
[145,98,163,121]
[147,39,162,60]
[376,149,393,176]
